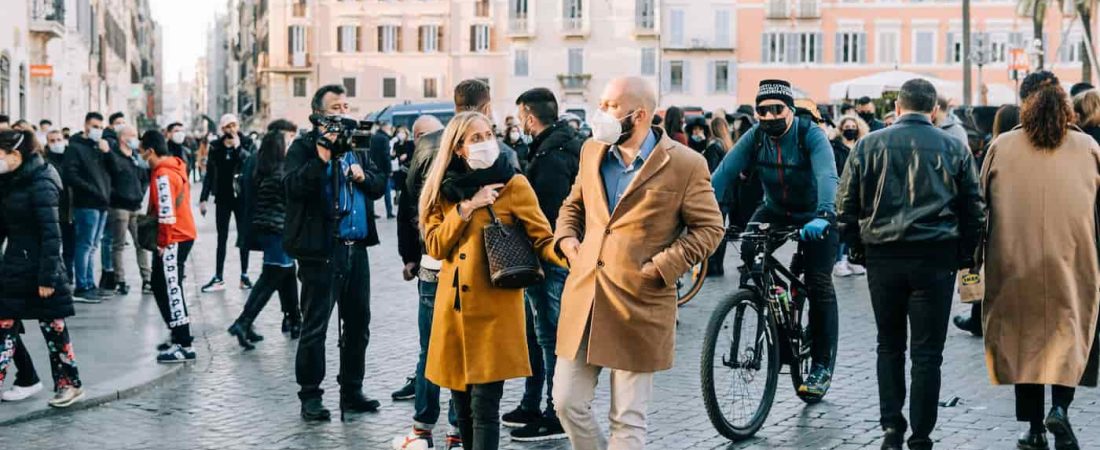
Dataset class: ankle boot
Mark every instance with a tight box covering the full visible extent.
[227,322,256,350]
[1045,407,1079,450]
[246,325,264,343]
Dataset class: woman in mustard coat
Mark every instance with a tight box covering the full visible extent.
[419,111,565,450]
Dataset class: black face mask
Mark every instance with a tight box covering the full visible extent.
[616,111,637,146]
[858,112,876,123]
[842,129,860,141]
[759,118,789,137]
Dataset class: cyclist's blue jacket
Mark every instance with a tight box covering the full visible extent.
[711,116,838,223]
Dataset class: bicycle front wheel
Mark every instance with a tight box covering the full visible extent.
[676,259,709,306]
[701,289,780,441]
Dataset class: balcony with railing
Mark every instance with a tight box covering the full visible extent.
[30,0,65,39]
[558,73,592,92]
[264,52,312,74]
[765,0,789,19]
[796,0,820,18]
[562,17,587,37]
[508,16,533,38]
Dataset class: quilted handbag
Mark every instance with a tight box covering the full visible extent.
[482,206,544,289]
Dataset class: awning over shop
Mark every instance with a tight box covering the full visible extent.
[828,70,961,101]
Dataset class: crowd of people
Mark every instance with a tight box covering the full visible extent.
[0,69,1096,450]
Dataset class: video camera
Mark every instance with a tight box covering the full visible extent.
[309,114,371,155]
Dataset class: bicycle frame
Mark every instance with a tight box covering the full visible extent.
[724,223,809,371]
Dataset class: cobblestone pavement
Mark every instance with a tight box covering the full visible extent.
[3,207,1099,450]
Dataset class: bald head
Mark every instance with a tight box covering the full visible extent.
[597,77,657,147]
[602,77,657,112]
[412,114,444,142]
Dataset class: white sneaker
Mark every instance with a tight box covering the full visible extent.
[848,262,867,276]
[2,382,43,402]
[833,261,853,277]
[392,429,434,449]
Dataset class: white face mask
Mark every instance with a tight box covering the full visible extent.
[508,132,521,142]
[48,143,66,154]
[88,127,103,142]
[172,131,186,145]
[590,109,635,145]
[114,124,125,133]
[128,138,141,150]
[465,140,500,170]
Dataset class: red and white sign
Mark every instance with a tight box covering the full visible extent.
[1009,48,1029,72]
[29,64,53,78]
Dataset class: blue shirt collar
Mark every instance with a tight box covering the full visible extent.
[607,129,658,168]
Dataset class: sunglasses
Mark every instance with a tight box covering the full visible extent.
[756,104,788,117]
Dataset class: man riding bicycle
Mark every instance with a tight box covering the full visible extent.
[711,79,840,400]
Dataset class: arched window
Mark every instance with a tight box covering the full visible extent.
[0,53,10,116]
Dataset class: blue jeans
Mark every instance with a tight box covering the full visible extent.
[73,208,108,291]
[413,278,458,429]
[519,262,567,415]
[258,233,294,268]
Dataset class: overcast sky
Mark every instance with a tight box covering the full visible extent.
[150,0,226,84]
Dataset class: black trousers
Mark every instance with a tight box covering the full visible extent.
[214,199,250,279]
[742,208,839,369]
[452,381,505,450]
[295,243,371,400]
[153,241,194,347]
[866,251,955,445]
[1015,384,1076,422]
[234,265,300,327]
[13,323,39,386]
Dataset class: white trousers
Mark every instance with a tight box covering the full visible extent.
[553,341,655,450]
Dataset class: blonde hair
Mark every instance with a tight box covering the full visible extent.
[710,117,734,152]
[836,115,870,141]
[418,111,493,228]
[1074,90,1100,128]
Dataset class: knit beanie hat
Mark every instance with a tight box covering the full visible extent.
[756,79,795,108]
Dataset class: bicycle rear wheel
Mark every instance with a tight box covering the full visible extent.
[788,299,819,404]
[701,289,779,441]
[676,258,709,306]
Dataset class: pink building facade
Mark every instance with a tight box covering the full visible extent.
[734,0,1094,105]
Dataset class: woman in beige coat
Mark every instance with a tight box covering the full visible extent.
[982,71,1100,450]
[419,111,565,450]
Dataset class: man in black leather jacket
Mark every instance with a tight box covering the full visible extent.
[836,78,985,450]
[284,84,387,422]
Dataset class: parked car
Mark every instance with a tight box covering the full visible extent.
[365,101,456,130]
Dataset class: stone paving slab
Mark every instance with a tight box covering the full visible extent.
[2,200,1099,449]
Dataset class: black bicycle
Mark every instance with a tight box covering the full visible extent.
[700,222,818,441]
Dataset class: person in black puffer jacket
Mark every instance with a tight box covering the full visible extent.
[0,130,86,408]
[228,128,302,349]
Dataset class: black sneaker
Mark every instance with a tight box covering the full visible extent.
[141,281,154,295]
[798,365,832,400]
[301,397,332,422]
[156,344,197,363]
[510,416,567,442]
[392,376,416,401]
[201,277,225,293]
[98,270,117,291]
[115,282,130,296]
[881,427,904,450]
[72,289,103,304]
[240,276,253,290]
[501,406,541,428]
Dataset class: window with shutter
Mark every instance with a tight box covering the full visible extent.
[382,77,397,98]
[878,30,898,64]
[669,60,684,93]
[343,77,357,97]
[914,31,935,64]
[568,48,584,74]
[514,49,529,76]
[837,32,863,64]
[356,26,362,52]
[396,26,403,52]
[715,10,731,48]
[715,61,730,93]
[293,77,307,97]
[423,78,438,98]
[670,9,684,47]
[641,48,656,75]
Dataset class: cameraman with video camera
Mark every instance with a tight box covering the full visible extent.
[284,84,387,422]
